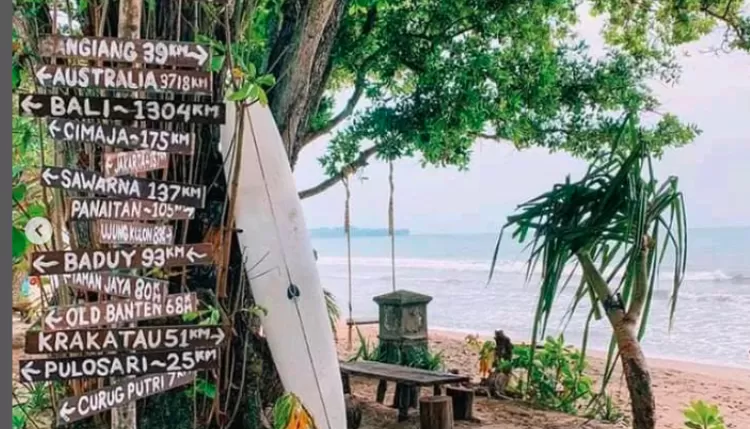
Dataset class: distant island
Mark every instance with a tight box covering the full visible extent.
[309,227,410,238]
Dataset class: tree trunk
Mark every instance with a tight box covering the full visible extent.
[419,396,453,429]
[614,321,656,429]
[445,386,474,421]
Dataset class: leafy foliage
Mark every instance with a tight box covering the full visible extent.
[683,401,726,429]
[272,392,317,429]
[323,288,341,335]
[350,327,444,370]
[498,336,621,421]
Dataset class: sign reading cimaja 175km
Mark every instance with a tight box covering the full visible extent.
[18,28,228,426]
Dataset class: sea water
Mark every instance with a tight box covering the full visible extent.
[312,227,750,368]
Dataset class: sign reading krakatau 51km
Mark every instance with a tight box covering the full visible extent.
[68,198,195,221]
[55,371,196,425]
[35,65,213,95]
[103,150,170,177]
[41,166,205,208]
[25,325,227,354]
[41,293,197,331]
[48,119,194,154]
[19,349,219,382]
[40,36,211,69]
[96,220,175,245]
[30,243,213,275]
[48,272,168,303]
[19,94,226,124]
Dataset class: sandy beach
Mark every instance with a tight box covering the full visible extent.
[337,324,750,429]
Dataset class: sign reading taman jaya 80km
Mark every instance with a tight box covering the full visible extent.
[40,166,206,208]
[19,349,219,382]
[19,94,226,124]
[39,36,211,69]
[55,372,196,425]
[29,243,213,275]
[48,272,169,303]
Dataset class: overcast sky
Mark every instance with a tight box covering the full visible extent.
[295,10,750,234]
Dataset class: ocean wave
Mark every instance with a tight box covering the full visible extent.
[317,256,749,284]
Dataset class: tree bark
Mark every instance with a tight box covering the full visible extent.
[614,321,656,429]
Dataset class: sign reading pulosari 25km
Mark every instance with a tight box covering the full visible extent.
[55,372,196,425]
[19,349,219,382]
[19,93,225,124]
[40,166,205,208]
[29,243,213,275]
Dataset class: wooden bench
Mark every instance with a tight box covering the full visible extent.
[339,360,470,422]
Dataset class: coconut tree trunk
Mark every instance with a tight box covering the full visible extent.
[613,320,656,429]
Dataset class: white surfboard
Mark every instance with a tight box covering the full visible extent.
[220,102,346,429]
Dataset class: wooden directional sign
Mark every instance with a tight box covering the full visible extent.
[25,325,227,354]
[47,119,194,154]
[19,349,219,382]
[41,293,197,331]
[48,272,168,303]
[103,150,170,177]
[34,65,213,95]
[40,166,205,208]
[56,371,195,425]
[39,36,211,69]
[96,220,175,246]
[68,198,195,221]
[30,243,213,275]
[19,94,226,124]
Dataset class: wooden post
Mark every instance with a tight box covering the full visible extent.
[446,386,475,421]
[112,1,142,429]
[376,380,387,403]
[419,396,453,429]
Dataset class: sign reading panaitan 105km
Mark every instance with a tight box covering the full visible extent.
[68,198,196,221]
[39,36,211,69]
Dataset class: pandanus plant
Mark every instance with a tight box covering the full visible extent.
[490,114,687,429]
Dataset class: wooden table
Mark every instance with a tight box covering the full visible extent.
[339,360,470,421]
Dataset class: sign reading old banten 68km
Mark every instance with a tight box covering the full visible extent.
[41,166,205,208]
[56,371,195,425]
[40,36,211,69]
[48,119,194,154]
[30,243,213,275]
[25,325,226,354]
[40,293,197,331]
[19,349,219,382]
[19,94,226,124]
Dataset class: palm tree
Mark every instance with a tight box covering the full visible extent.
[491,115,687,429]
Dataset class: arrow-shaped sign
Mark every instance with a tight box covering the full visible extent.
[44,310,63,331]
[58,402,76,423]
[20,95,42,114]
[35,65,52,83]
[32,254,60,275]
[20,361,41,383]
[187,247,207,263]
[41,168,59,185]
[185,44,209,66]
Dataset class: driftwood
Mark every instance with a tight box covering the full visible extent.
[446,386,474,421]
[419,396,453,429]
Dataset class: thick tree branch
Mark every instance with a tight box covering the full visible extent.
[298,145,380,199]
[301,72,367,145]
[626,235,651,324]
[576,251,625,325]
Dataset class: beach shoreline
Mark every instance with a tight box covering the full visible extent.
[337,323,750,429]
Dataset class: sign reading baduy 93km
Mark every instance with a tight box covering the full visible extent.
[29,243,213,275]
[19,94,226,124]
[39,36,211,69]
[40,166,205,208]
[34,65,213,95]
[47,119,195,154]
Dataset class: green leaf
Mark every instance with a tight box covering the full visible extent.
[257,88,269,106]
[227,82,252,101]
[12,226,28,260]
[256,74,276,87]
[12,64,22,91]
[26,204,46,219]
[245,62,257,79]
[12,184,27,202]
[182,311,200,322]
[211,55,225,73]
[195,379,216,399]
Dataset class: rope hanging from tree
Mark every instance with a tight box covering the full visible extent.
[388,160,396,292]
[343,171,355,350]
